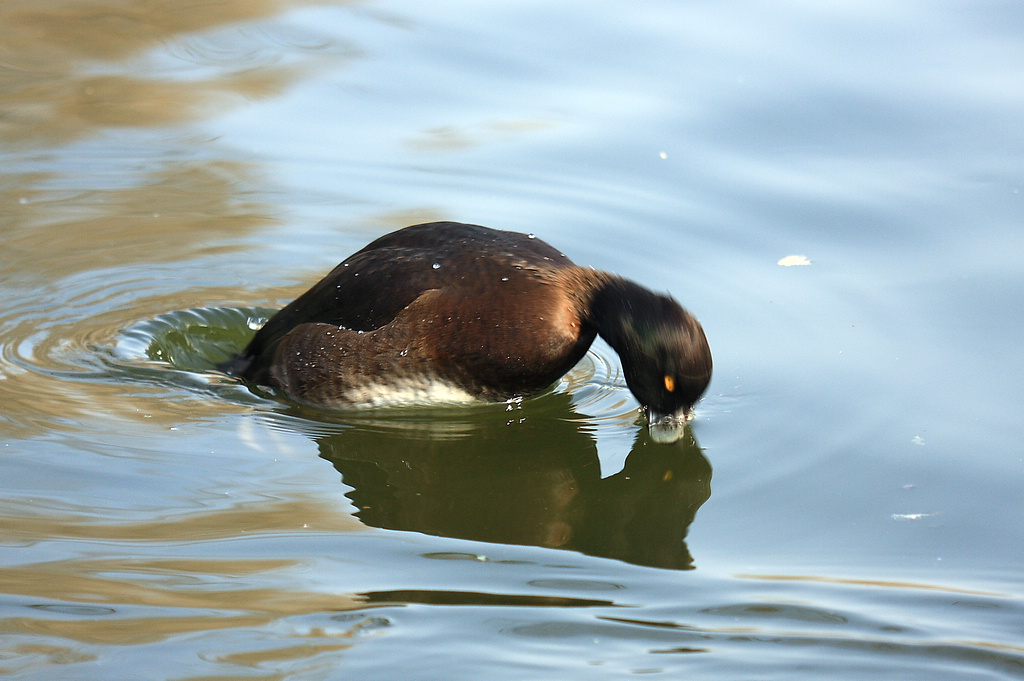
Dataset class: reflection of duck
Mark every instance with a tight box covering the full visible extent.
[220,222,711,436]
[315,393,711,570]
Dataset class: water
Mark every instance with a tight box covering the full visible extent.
[2,1,1023,678]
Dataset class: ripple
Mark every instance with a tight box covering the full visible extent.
[113,305,271,374]
[563,345,644,431]
[0,268,268,435]
[165,22,359,71]
[29,604,118,617]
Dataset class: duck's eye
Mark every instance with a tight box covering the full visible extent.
[664,375,675,392]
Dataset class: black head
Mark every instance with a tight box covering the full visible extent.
[595,283,712,422]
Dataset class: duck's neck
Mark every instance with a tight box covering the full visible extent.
[583,273,658,354]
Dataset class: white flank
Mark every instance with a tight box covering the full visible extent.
[346,376,481,408]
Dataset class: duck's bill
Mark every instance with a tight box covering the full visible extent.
[645,408,693,444]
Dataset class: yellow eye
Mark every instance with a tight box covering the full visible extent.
[664,375,675,392]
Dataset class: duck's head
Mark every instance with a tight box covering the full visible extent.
[613,294,712,443]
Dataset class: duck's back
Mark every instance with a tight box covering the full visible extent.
[333,222,575,329]
[226,222,596,401]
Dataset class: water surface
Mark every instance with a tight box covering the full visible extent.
[2,1,1023,679]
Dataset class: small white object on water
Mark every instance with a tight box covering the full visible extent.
[778,255,811,267]
[892,512,938,521]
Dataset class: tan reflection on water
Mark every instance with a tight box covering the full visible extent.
[2,162,273,279]
[0,0,365,433]
[0,0,357,145]
[1,497,363,542]
[4,0,320,62]
[0,499,365,647]
[406,118,559,152]
[0,170,312,438]
[735,573,1009,598]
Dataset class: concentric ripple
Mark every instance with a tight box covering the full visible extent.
[562,342,645,429]
[0,266,270,435]
[112,305,272,374]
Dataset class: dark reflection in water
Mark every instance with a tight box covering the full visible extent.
[315,394,712,570]
[361,590,616,608]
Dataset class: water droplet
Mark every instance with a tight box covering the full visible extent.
[432,262,441,269]
[501,277,509,282]
[353,272,359,276]
[527,233,536,239]
[343,262,350,267]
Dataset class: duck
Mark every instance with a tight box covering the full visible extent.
[220,222,712,437]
